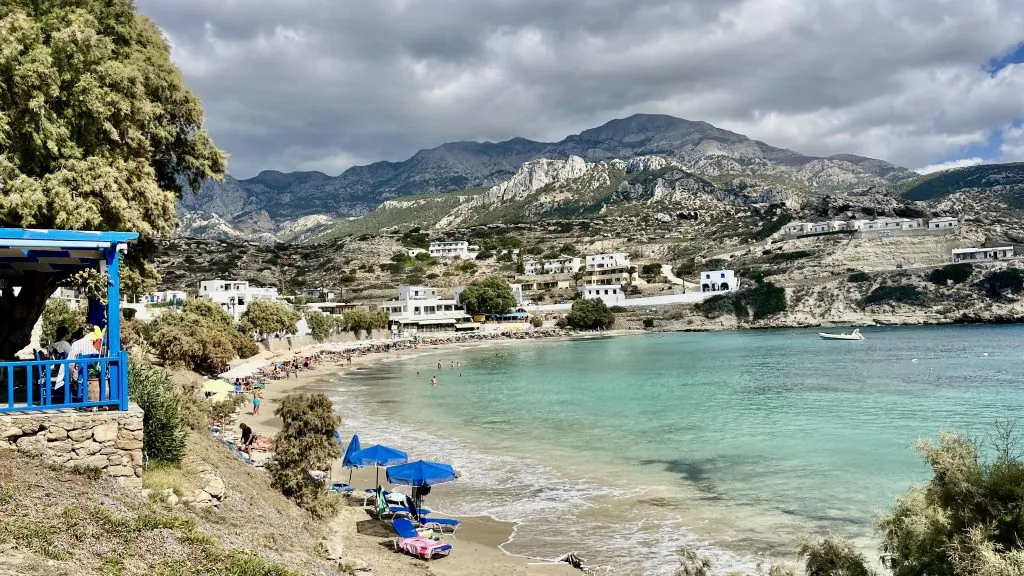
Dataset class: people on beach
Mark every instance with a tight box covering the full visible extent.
[431,376,437,388]
[437,360,442,370]
[252,390,263,415]
[240,423,255,457]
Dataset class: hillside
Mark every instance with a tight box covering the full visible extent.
[178,114,918,241]
[899,163,1024,208]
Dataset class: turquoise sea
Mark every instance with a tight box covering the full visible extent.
[328,325,1024,574]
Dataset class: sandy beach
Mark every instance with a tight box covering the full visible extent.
[225,337,585,576]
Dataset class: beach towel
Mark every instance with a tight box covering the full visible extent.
[396,536,451,560]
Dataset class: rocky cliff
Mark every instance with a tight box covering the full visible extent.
[178,114,919,241]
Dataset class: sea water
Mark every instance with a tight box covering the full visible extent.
[327,325,1024,574]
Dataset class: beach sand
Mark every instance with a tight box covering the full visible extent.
[227,341,580,576]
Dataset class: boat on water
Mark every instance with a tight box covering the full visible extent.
[818,328,864,341]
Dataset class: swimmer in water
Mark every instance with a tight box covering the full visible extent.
[431,376,437,388]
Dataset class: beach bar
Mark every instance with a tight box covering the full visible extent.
[0,228,138,413]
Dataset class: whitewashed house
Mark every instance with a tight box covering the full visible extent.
[524,257,582,275]
[381,285,472,333]
[952,246,1015,262]
[577,284,624,305]
[428,241,477,259]
[700,270,736,292]
[144,290,187,304]
[51,287,80,309]
[198,280,280,321]
[585,252,633,285]
[929,217,958,230]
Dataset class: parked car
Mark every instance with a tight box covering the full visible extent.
[554,299,568,305]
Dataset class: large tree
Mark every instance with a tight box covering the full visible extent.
[0,0,225,358]
[458,277,517,315]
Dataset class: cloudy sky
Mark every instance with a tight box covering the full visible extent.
[138,0,1024,179]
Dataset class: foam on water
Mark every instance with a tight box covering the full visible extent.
[329,372,764,575]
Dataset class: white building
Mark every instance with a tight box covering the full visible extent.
[428,241,478,259]
[143,290,187,304]
[407,248,427,258]
[300,287,336,301]
[198,280,280,321]
[577,284,624,306]
[524,257,582,275]
[51,287,80,309]
[929,217,958,230]
[380,285,473,333]
[952,246,1014,262]
[699,270,736,292]
[585,253,633,285]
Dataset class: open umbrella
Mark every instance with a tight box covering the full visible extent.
[349,444,408,486]
[386,460,457,508]
[340,433,361,484]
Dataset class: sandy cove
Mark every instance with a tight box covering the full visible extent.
[225,336,603,576]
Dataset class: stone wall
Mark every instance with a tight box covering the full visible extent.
[0,404,144,482]
[259,331,383,352]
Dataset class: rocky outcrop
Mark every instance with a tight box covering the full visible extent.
[0,405,144,482]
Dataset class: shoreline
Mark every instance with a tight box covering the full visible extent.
[224,334,596,575]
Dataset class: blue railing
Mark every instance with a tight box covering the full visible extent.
[0,351,128,413]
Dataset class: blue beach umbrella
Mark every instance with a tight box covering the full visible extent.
[349,444,408,486]
[341,433,361,484]
[386,460,457,508]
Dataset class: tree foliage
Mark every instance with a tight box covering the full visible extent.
[641,263,663,278]
[458,277,517,315]
[305,310,332,341]
[267,393,341,517]
[927,263,974,286]
[238,300,300,339]
[40,297,85,348]
[695,283,787,321]
[566,298,615,330]
[147,305,258,374]
[128,358,187,465]
[0,0,225,358]
[979,269,1024,299]
[878,428,1024,576]
[798,535,875,576]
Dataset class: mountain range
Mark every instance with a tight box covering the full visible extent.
[177,114,927,242]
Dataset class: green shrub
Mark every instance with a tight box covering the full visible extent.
[608,305,628,313]
[863,285,927,306]
[267,394,341,517]
[749,213,794,241]
[927,263,974,285]
[744,282,787,320]
[475,249,494,260]
[877,429,1024,576]
[530,316,543,328]
[696,294,735,319]
[554,317,568,329]
[390,251,413,266]
[641,263,662,277]
[566,298,615,330]
[798,535,874,576]
[642,318,655,329]
[40,297,85,349]
[979,268,1024,299]
[456,261,478,274]
[128,359,187,465]
[847,271,871,283]
[769,250,814,263]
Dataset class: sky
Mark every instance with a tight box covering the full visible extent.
[137,0,1024,179]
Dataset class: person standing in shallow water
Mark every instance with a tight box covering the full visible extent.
[437,360,442,370]
[431,376,437,388]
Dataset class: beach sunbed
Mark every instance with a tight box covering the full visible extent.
[418,516,460,537]
[329,482,355,495]
[391,518,452,561]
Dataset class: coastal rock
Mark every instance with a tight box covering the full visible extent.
[321,537,345,561]
[342,558,371,572]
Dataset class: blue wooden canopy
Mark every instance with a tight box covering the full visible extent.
[0,228,139,413]
[0,229,138,279]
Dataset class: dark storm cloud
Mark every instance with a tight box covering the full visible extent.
[137,0,1024,177]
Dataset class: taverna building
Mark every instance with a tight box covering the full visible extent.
[380,285,473,333]
[198,279,280,321]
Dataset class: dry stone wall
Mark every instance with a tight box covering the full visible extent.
[0,404,144,482]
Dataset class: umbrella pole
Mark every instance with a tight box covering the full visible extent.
[348,468,353,485]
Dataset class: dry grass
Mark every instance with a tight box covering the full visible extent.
[0,432,347,576]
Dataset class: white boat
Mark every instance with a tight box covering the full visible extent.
[818,328,864,340]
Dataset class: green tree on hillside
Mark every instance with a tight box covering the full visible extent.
[238,300,300,340]
[458,277,517,315]
[0,0,225,358]
[305,311,333,341]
